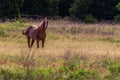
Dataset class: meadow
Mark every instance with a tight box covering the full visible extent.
[0,19,120,80]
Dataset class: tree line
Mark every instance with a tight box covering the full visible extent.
[1,0,120,22]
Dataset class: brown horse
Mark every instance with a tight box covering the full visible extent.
[22,17,48,48]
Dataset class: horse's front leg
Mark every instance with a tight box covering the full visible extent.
[31,39,35,48]
[36,40,39,48]
[42,39,45,48]
[27,37,30,48]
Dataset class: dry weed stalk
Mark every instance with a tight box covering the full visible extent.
[23,49,35,68]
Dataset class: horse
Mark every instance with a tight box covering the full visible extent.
[22,17,48,48]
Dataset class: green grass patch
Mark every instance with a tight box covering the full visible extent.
[99,37,120,43]
[0,21,29,37]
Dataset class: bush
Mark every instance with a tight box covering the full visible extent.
[114,15,120,22]
[0,21,29,37]
[0,28,8,37]
[105,61,120,80]
[83,15,97,23]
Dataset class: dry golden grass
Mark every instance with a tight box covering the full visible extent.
[0,19,120,62]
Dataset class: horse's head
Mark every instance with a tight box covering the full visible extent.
[43,17,48,29]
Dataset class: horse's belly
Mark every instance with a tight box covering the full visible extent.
[28,29,37,40]
[27,26,46,40]
[37,34,46,40]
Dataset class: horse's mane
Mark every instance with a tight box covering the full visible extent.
[38,20,45,27]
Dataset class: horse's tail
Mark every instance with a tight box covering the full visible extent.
[22,29,27,35]
[22,26,33,35]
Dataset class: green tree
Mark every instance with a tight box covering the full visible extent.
[0,0,24,19]
[59,0,73,17]
[22,0,59,17]
[70,0,120,20]
[47,0,59,17]
[116,2,120,11]
[90,0,120,20]
[70,0,93,19]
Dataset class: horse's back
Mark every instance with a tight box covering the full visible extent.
[27,25,39,39]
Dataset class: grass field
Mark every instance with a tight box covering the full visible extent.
[0,19,120,80]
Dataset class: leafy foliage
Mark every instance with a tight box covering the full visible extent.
[83,14,97,23]
[70,0,120,20]
[0,54,120,80]
[23,0,59,17]
[114,15,120,22]
[0,0,120,22]
[0,0,24,19]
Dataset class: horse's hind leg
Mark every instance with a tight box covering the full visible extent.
[36,40,39,48]
[27,37,30,48]
[31,39,35,48]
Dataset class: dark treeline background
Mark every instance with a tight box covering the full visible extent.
[1,0,120,22]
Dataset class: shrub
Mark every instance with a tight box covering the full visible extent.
[99,37,120,43]
[0,21,29,37]
[83,15,97,23]
[105,61,120,80]
[114,15,120,22]
[0,28,8,37]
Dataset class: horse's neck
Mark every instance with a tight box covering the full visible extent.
[37,21,46,32]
